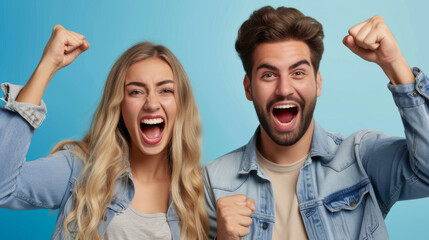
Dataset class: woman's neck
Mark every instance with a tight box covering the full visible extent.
[128,144,171,214]
[129,146,171,182]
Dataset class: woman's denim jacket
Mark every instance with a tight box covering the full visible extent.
[0,83,181,239]
[204,68,429,239]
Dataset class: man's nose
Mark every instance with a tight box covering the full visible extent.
[275,76,294,97]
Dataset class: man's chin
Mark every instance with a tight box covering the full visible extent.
[271,134,301,146]
[265,127,302,146]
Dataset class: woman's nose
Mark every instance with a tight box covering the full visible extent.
[143,93,161,112]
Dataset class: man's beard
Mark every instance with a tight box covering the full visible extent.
[253,95,317,146]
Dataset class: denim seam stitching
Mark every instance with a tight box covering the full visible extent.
[211,173,250,192]
[12,192,52,209]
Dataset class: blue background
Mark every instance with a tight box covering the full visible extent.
[1,0,428,239]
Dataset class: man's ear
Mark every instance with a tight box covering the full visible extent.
[316,71,322,97]
[244,75,253,101]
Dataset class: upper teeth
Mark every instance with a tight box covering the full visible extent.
[142,118,164,124]
[274,104,296,109]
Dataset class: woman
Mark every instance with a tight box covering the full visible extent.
[0,25,208,239]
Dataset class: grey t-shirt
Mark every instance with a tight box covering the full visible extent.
[103,206,172,240]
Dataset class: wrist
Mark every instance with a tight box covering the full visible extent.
[379,56,414,85]
[15,61,56,105]
[36,59,59,80]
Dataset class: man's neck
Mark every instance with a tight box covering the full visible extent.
[258,120,314,165]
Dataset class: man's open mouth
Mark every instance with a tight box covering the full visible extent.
[140,117,165,144]
[272,104,298,126]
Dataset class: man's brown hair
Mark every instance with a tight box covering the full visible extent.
[235,6,324,79]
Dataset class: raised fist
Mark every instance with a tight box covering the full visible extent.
[343,15,402,66]
[40,25,90,73]
[343,16,414,85]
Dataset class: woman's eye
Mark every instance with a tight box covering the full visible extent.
[130,90,143,95]
[160,89,174,94]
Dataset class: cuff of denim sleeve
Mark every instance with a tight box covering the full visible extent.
[1,82,47,129]
[388,67,428,108]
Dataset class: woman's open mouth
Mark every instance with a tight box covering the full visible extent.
[272,104,298,129]
[140,116,165,144]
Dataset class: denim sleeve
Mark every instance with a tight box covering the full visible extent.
[203,166,218,239]
[1,82,47,129]
[0,106,76,210]
[359,67,429,216]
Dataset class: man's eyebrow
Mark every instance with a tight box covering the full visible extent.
[289,59,311,70]
[255,60,311,72]
[256,63,279,72]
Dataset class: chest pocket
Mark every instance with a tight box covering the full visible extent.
[322,179,379,239]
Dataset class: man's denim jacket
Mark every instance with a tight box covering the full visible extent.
[204,68,429,239]
[0,84,181,239]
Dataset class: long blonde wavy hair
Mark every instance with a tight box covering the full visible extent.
[52,42,208,239]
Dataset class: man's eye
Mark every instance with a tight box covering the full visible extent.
[263,73,275,78]
[292,71,306,78]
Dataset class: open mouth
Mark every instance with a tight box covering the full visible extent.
[272,104,298,126]
[140,117,165,144]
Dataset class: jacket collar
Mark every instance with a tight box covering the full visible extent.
[309,121,340,158]
[238,128,261,175]
[108,174,135,212]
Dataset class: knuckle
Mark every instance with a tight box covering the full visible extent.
[373,15,384,21]
[363,38,372,45]
[224,215,234,223]
[374,21,385,30]
[237,194,246,201]
[355,35,364,43]
[219,211,229,219]
[371,16,385,26]
[53,24,63,32]
[348,27,358,36]
[225,224,236,233]
[245,216,253,226]
[216,199,226,208]
[244,208,252,216]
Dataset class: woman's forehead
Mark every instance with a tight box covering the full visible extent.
[124,58,174,85]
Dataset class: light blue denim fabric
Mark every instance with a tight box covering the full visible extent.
[204,67,429,239]
[0,83,46,128]
[0,83,181,239]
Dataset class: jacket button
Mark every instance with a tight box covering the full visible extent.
[419,83,423,88]
[413,91,419,97]
[262,223,268,230]
[103,214,108,221]
[350,201,357,207]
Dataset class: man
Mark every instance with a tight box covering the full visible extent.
[203,6,429,240]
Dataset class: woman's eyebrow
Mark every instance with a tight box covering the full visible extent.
[156,80,174,87]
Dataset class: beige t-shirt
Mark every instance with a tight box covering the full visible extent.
[257,150,309,240]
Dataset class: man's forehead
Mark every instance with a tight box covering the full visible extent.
[252,40,313,70]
